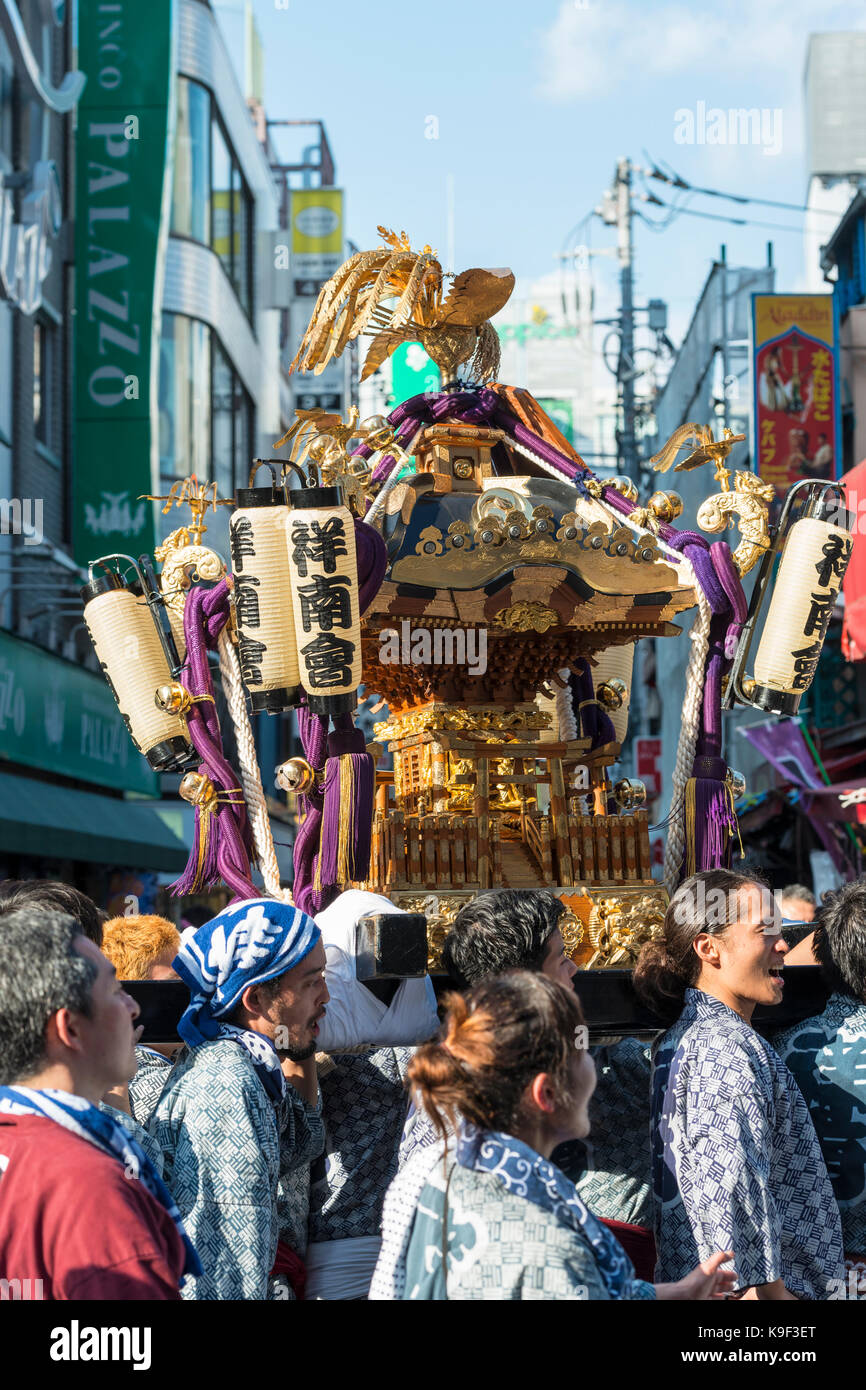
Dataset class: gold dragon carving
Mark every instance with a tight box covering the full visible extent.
[696,472,775,577]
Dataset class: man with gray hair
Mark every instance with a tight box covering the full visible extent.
[0,908,199,1299]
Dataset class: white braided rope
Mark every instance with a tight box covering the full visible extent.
[364,426,426,526]
[217,627,292,902]
[657,551,712,894]
[506,436,591,487]
[555,667,577,740]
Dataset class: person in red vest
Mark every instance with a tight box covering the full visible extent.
[0,907,200,1299]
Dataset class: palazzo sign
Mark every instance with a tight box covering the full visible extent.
[73,0,175,564]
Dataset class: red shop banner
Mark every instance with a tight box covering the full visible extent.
[751,293,841,499]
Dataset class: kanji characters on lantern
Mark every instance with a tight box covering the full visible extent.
[229,474,301,714]
[285,488,362,715]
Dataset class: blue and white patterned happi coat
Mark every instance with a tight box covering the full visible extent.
[774,993,866,1258]
[310,1046,413,1243]
[129,1046,173,1128]
[652,988,844,1299]
[149,1037,322,1300]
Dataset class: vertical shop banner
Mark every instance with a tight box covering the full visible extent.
[73,0,175,564]
[289,189,345,411]
[751,294,841,498]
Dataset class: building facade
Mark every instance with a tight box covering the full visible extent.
[0,0,305,912]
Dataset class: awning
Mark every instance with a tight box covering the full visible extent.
[0,771,190,872]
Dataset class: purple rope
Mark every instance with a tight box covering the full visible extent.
[356,387,596,510]
[570,657,616,748]
[291,518,386,914]
[172,582,257,901]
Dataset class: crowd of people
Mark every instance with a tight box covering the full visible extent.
[0,868,863,1301]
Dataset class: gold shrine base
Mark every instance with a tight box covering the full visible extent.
[361,700,668,971]
[387,885,668,973]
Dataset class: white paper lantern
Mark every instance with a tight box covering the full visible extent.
[82,572,193,770]
[230,480,301,714]
[286,487,362,715]
[593,644,634,744]
[752,514,853,712]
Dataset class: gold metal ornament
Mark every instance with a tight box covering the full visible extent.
[696,472,775,577]
[179,771,218,810]
[289,226,515,385]
[275,757,315,796]
[726,768,747,800]
[359,415,395,451]
[492,601,559,634]
[648,490,684,523]
[613,778,647,810]
[610,477,639,503]
[154,682,192,716]
[306,433,335,463]
[650,423,746,476]
[597,677,628,710]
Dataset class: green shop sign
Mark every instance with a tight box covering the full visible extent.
[390,342,440,406]
[73,0,175,565]
[0,631,158,795]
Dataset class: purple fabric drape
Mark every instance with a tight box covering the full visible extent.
[290,517,386,915]
[570,656,617,748]
[173,580,258,901]
[355,387,597,508]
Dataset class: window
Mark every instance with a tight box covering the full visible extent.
[159,314,255,513]
[158,314,211,493]
[171,78,254,317]
[212,112,253,316]
[172,78,211,243]
[33,319,56,448]
[0,31,12,165]
[213,336,253,498]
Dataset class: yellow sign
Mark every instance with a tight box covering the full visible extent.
[291,189,344,255]
[753,294,834,350]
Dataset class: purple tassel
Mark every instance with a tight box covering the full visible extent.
[688,756,738,875]
[316,721,375,893]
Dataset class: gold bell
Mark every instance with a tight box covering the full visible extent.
[726,768,747,800]
[154,682,192,716]
[613,778,647,810]
[179,771,217,808]
[648,490,683,524]
[360,415,394,451]
[275,757,315,795]
[306,433,335,463]
[597,677,628,710]
[610,477,639,503]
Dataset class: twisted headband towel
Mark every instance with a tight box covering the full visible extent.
[174,897,321,1047]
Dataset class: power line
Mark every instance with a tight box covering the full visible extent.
[638,202,810,235]
[642,152,849,218]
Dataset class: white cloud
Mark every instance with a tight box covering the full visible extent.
[538,0,866,103]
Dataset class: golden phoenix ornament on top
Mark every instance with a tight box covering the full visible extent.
[289,226,515,384]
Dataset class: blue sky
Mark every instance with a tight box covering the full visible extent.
[251,0,866,341]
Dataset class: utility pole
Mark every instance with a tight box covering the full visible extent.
[615,157,637,479]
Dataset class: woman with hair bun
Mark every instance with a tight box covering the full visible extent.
[636,869,844,1301]
[370,970,734,1300]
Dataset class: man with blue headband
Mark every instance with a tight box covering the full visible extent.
[149,897,328,1300]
